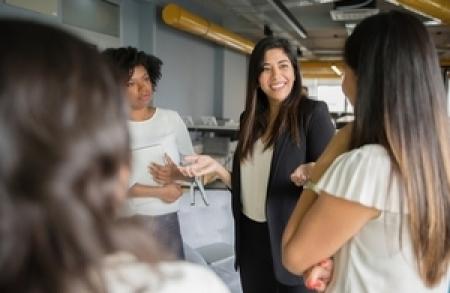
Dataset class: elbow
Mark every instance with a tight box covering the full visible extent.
[281,244,309,276]
[127,185,137,197]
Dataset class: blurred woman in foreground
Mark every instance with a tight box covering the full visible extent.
[0,19,228,293]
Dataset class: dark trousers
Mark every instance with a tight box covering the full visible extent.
[239,213,312,293]
[134,212,185,260]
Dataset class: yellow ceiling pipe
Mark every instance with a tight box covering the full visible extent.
[302,73,342,79]
[394,0,450,24]
[441,59,450,67]
[301,59,450,78]
[162,3,255,54]
[300,60,344,78]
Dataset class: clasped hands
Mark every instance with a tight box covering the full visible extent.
[148,154,183,203]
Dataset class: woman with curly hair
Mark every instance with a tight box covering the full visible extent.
[0,19,228,293]
[103,47,194,259]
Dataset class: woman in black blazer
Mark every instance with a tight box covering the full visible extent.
[181,37,335,293]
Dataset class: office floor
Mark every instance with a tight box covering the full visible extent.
[178,189,242,293]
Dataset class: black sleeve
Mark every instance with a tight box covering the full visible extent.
[306,101,335,162]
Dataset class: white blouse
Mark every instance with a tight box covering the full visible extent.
[127,108,194,216]
[240,139,273,222]
[316,144,450,293]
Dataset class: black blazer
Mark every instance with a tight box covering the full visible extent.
[231,98,335,285]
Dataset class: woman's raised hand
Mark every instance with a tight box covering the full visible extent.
[290,162,315,186]
[178,154,221,177]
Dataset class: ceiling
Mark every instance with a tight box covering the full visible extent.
[186,0,450,61]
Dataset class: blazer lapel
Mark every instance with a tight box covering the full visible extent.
[268,132,289,189]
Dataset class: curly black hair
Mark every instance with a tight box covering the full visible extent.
[102,46,163,89]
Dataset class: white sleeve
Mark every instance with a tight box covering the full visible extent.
[316,145,404,213]
[172,111,194,156]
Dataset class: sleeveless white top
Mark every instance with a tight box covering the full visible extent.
[316,144,450,293]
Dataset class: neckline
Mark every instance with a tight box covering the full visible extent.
[129,107,158,123]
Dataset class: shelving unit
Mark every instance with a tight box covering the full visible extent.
[187,124,239,140]
[187,124,239,189]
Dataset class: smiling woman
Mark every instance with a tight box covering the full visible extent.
[258,48,295,106]
[178,36,335,293]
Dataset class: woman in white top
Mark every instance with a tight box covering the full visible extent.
[103,47,194,259]
[0,20,228,293]
[282,11,450,292]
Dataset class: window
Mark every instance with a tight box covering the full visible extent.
[5,0,58,16]
[61,0,119,37]
[317,85,352,113]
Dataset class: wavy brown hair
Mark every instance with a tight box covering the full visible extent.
[0,20,162,292]
[237,37,303,161]
[345,11,450,286]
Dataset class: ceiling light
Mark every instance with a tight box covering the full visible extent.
[345,23,356,35]
[316,0,338,3]
[330,0,379,21]
[423,19,442,26]
[384,0,399,5]
[331,65,342,76]
[267,0,308,39]
[331,8,379,21]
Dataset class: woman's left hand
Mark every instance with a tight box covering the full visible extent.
[304,258,333,292]
[290,162,315,186]
[149,154,178,185]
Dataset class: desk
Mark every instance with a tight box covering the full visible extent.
[205,179,229,190]
[188,125,239,139]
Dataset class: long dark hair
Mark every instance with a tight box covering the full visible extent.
[345,11,450,286]
[0,20,161,292]
[237,36,303,161]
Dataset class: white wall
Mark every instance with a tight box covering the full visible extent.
[64,25,120,49]
[120,0,140,48]
[154,21,217,117]
[150,0,248,119]
[223,49,247,121]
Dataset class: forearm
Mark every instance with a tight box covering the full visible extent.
[283,189,317,249]
[128,183,165,199]
[283,123,353,248]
